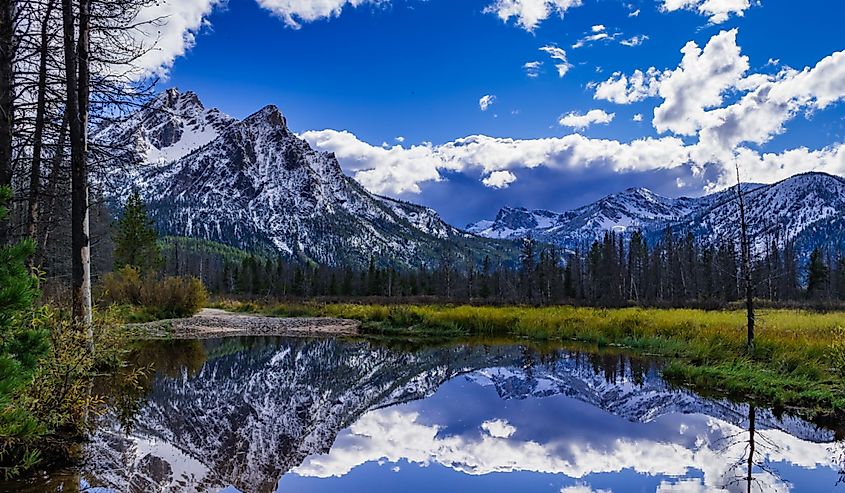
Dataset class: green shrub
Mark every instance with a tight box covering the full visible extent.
[0,186,51,477]
[99,266,208,320]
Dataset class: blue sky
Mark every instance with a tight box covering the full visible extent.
[151,0,845,226]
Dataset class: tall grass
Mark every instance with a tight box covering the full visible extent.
[215,300,845,414]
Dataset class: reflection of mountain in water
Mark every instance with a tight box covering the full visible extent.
[83,338,836,493]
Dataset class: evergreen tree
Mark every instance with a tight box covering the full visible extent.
[0,187,49,435]
[520,237,536,302]
[807,248,829,299]
[479,255,492,299]
[113,191,162,273]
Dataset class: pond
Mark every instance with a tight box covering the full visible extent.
[7,336,845,493]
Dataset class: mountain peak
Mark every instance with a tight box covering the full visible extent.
[94,88,236,167]
[97,89,510,267]
[244,104,288,129]
[154,87,204,112]
[621,186,656,197]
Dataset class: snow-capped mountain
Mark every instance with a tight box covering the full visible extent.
[469,172,845,255]
[95,89,513,267]
[469,187,709,244]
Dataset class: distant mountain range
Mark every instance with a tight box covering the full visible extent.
[97,89,845,267]
[469,172,845,256]
[94,89,515,268]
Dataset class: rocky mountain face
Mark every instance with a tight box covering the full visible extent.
[95,89,513,268]
[81,339,834,493]
[469,172,845,256]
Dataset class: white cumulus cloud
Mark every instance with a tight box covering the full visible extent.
[620,34,649,47]
[256,0,377,28]
[485,0,584,31]
[592,28,845,188]
[523,61,543,78]
[653,29,749,135]
[130,0,222,76]
[482,171,519,189]
[593,67,667,104]
[661,0,752,24]
[559,109,615,129]
[539,45,573,77]
[303,28,845,199]
[300,130,447,195]
[479,94,497,111]
[302,129,690,195]
[560,486,611,493]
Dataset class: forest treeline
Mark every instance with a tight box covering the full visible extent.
[162,228,845,307]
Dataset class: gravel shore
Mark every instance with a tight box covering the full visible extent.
[140,308,360,339]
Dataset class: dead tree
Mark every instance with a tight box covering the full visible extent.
[735,162,755,354]
[62,0,92,333]
[24,0,56,242]
[0,0,16,242]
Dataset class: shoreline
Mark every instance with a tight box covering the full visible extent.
[137,308,360,339]
[209,301,845,422]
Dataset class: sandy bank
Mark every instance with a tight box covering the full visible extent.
[139,308,360,339]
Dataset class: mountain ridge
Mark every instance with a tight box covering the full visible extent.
[97,88,845,266]
[95,89,516,268]
[468,171,845,256]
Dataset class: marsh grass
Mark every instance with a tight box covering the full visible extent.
[214,300,845,415]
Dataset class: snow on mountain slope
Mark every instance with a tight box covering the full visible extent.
[94,89,235,166]
[96,89,514,267]
[681,172,845,253]
[469,187,707,247]
[469,173,844,255]
[376,195,461,239]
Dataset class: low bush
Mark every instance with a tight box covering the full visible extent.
[99,266,208,320]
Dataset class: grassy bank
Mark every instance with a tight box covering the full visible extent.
[214,300,845,417]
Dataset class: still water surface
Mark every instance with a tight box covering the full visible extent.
[9,336,845,492]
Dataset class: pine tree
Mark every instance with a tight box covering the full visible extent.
[520,237,536,302]
[479,255,491,299]
[807,248,829,299]
[0,187,49,434]
[113,191,162,273]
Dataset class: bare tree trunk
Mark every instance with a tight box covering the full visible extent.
[26,0,56,246]
[735,162,755,354]
[39,113,67,256]
[0,0,15,243]
[62,0,93,336]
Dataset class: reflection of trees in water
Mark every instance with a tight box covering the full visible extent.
[720,405,788,493]
[516,344,655,386]
[131,338,208,379]
[93,339,208,433]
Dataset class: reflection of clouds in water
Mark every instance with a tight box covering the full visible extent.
[293,394,836,493]
[481,419,516,438]
[559,485,610,493]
